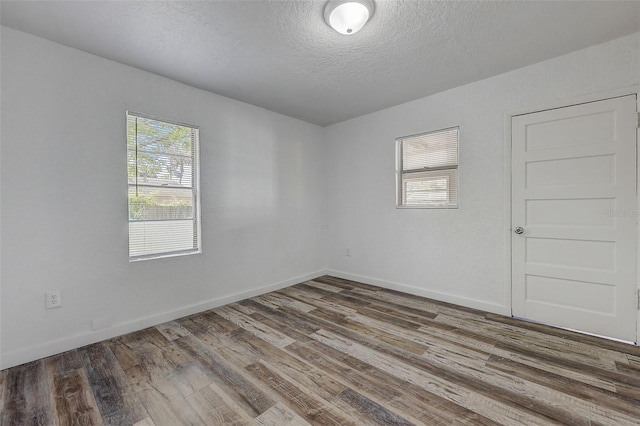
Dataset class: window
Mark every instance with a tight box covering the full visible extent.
[396,127,459,208]
[127,112,201,260]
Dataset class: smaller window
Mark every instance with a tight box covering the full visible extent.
[396,127,459,208]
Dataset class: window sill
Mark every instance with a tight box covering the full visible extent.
[396,205,459,209]
[129,249,201,262]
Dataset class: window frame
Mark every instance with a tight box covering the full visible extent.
[127,111,202,261]
[396,126,459,209]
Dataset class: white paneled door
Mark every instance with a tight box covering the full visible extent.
[511,95,638,342]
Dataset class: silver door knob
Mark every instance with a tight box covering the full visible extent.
[514,226,524,235]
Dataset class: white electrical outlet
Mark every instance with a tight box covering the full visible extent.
[45,290,62,309]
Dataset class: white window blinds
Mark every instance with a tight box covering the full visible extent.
[397,127,459,208]
[127,112,201,260]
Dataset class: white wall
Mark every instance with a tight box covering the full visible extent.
[324,33,640,314]
[2,26,639,369]
[0,27,327,368]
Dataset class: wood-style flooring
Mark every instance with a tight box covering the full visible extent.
[1,276,640,425]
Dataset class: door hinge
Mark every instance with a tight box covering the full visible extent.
[637,112,640,128]
[637,289,640,310]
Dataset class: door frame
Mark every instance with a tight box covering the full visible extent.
[503,85,640,344]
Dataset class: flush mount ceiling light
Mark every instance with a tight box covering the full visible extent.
[324,0,374,35]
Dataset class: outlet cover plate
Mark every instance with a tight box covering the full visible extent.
[45,290,62,309]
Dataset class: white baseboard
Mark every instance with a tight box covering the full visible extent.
[1,270,325,370]
[326,269,512,316]
[1,269,511,369]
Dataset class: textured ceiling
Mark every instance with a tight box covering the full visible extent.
[1,1,639,126]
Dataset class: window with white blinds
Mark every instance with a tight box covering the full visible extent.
[396,127,459,208]
[127,112,201,260]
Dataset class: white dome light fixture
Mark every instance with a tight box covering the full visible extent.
[324,0,374,35]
